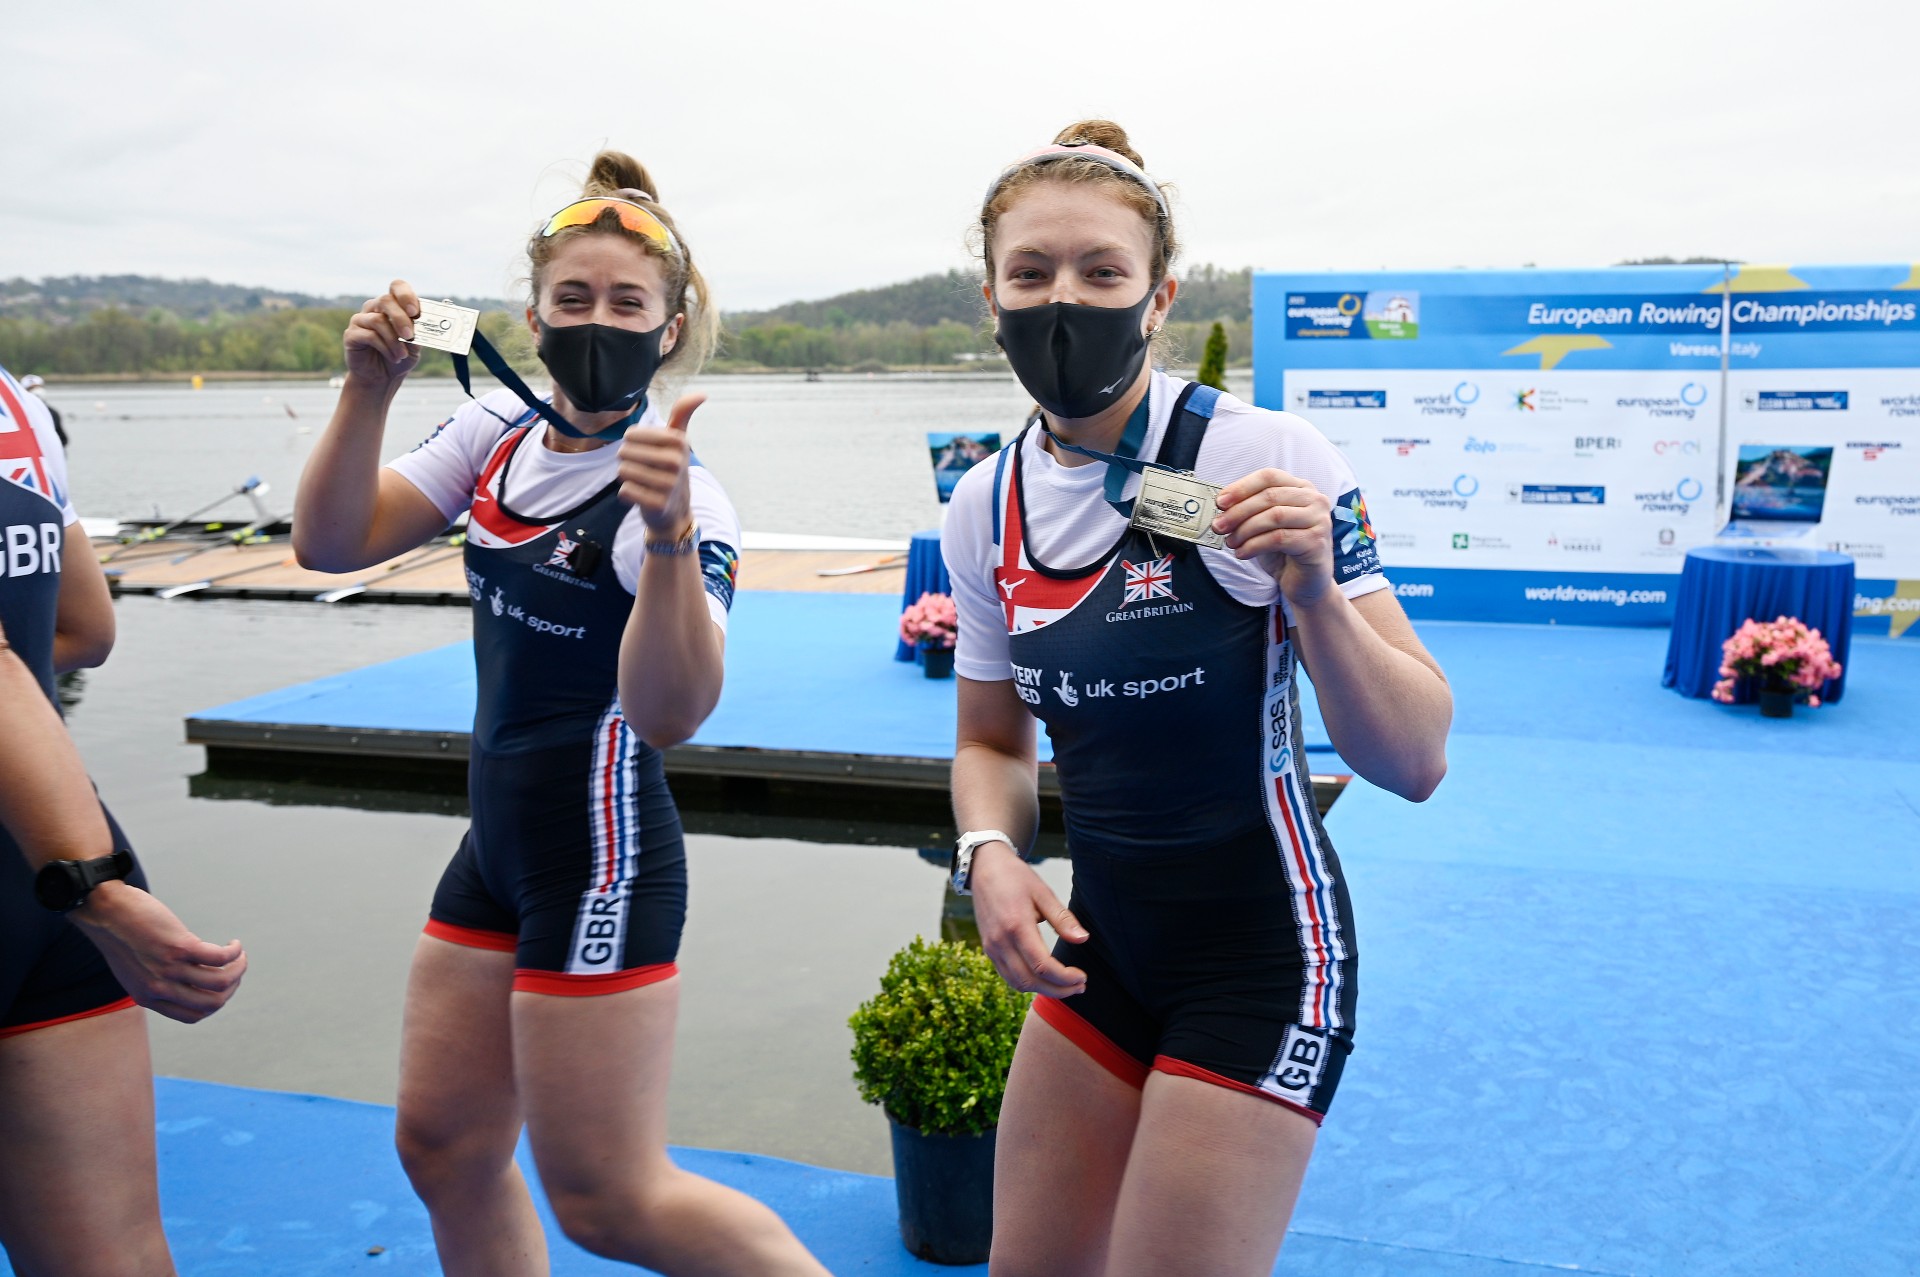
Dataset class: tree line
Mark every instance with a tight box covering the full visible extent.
[0,266,1255,377]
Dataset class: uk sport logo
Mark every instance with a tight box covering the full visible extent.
[1121,554,1176,605]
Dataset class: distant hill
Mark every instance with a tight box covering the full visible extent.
[728,264,1253,329]
[0,275,503,323]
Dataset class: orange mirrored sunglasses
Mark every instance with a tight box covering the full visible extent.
[539,198,679,254]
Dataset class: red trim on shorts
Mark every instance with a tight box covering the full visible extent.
[1151,1055,1325,1126]
[512,963,678,997]
[0,996,137,1040]
[423,919,518,953]
[1032,995,1149,1090]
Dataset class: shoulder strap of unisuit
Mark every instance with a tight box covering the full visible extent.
[990,421,1031,548]
[1153,381,1219,472]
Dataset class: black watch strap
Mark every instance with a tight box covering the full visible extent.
[34,848,134,913]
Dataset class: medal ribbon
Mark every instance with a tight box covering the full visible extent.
[453,331,643,441]
[1038,395,1157,519]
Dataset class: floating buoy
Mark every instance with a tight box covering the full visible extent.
[191,374,204,390]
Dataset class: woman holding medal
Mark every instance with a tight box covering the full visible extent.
[296,153,827,1276]
[941,121,1453,1276]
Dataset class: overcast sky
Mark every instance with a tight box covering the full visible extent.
[4,0,1914,313]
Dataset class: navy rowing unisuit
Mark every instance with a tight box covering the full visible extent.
[387,395,741,996]
[0,367,146,1039]
[947,375,1383,1122]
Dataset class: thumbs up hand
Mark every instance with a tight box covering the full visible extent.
[618,392,706,536]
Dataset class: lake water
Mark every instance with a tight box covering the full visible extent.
[51,370,1250,538]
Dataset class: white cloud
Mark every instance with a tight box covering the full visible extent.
[3,0,1914,311]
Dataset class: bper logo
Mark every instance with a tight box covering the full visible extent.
[1574,436,1621,451]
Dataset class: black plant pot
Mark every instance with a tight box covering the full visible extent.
[921,646,955,679]
[1759,687,1795,718]
[889,1118,995,1264]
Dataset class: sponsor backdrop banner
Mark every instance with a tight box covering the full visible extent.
[1253,264,1920,630]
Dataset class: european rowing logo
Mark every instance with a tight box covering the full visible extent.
[1121,554,1176,605]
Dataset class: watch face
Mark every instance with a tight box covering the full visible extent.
[33,862,84,912]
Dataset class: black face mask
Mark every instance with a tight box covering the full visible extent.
[994,290,1155,420]
[536,319,668,419]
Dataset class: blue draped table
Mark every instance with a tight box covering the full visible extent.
[894,529,951,662]
[1662,545,1854,703]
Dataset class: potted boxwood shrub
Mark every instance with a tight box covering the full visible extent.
[850,937,1029,1264]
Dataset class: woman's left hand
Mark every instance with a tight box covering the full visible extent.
[617,392,706,534]
[1213,468,1336,606]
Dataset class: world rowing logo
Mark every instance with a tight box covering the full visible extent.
[1121,555,1176,605]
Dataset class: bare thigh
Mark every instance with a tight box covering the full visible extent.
[511,978,829,1276]
[394,936,547,1277]
[396,935,524,1164]
[1104,1071,1318,1277]
[0,1007,172,1277]
[989,1008,1143,1277]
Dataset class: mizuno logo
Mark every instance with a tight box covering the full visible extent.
[1100,376,1126,394]
[998,575,1024,598]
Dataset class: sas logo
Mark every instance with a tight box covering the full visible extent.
[1299,389,1386,410]
[1121,555,1177,605]
[1331,489,1381,582]
[1745,390,1850,412]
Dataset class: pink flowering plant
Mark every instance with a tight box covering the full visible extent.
[1711,615,1843,707]
[900,591,958,650]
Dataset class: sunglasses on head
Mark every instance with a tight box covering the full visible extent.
[540,198,679,254]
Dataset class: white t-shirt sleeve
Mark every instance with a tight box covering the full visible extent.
[944,454,1015,681]
[384,392,519,521]
[610,461,742,633]
[1201,395,1390,603]
[33,400,77,528]
[2,374,78,526]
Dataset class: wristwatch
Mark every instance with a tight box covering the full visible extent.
[644,521,700,557]
[34,849,135,913]
[950,829,1016,896]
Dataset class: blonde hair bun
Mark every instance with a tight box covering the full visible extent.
[583,150,661,203]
